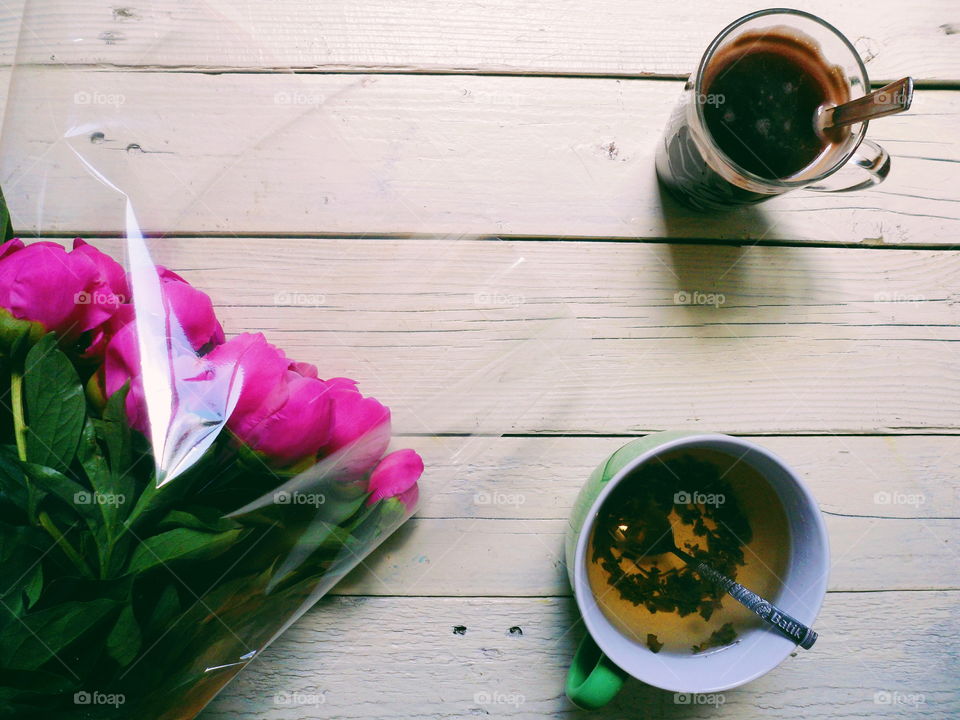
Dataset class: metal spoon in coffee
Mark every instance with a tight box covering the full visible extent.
[816,76,913,136]
[609,518,818,649]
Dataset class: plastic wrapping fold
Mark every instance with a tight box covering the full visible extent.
[0,2,584,718]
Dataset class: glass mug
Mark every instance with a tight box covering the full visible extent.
[656,8,892,209]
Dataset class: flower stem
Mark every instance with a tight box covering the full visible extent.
[10,370,28,462]
[38,511,95,579]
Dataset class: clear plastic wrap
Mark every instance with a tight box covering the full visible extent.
[0,2,580,718]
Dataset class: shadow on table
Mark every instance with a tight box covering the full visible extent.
[653,171,776,243]
[652,178,815,328]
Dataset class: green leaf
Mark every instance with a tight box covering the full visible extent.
[23,335,85,472]
[145,584,181,638]
[76,419,117,531]
[0,183,13,242]
[123,456,204,532]
[0,668,76,697]
[0,447,28,515]
[22,463,100,532]
[126,527,242,575]
[106,604,141,666]
[0,310,43,362]
[158,507,238,534]
[23,564,42,609]
[98,384,132,473]
[0,522,49,609]
[0,598,116,670]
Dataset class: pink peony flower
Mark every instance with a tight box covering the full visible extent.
[202,333,334,467]
[155,267,225,350]
[0,238,126,346]
[103,322,148,432]
[202,333,288,420]
[101,271,227,433]
[322,377,391,476]
[366,449,422,510]
[71,238,130,299]
[88,263,225,359]
[240,371,333,466]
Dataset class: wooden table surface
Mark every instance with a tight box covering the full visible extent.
[2,1,959,718]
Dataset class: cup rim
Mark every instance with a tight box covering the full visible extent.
[693,7,870,189]
[572,432,831,693]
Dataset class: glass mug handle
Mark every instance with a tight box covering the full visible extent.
[565,633,629,709]
[805,138,890,193]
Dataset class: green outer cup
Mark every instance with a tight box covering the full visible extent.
[564,432,694,587]
[565,632,630,710]
[563,431,830,708]
[563,431,694,709]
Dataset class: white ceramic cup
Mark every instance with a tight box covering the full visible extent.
[565,432,830,706]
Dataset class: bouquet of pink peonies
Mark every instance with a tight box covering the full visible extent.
[0,209,422,717]
[0,5,583,715]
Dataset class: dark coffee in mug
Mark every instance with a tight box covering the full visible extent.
[701,31,850,180]
[654,19,865,210]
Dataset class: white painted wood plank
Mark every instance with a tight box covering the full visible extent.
[6,0,957,83]
[33,237,960,435]
[403,436,960,521]
[367,434,956,593]
[202,592,960,719]
[332,515,958,596]
[3,73,958,243]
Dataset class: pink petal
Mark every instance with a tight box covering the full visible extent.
[366,449,424,505]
